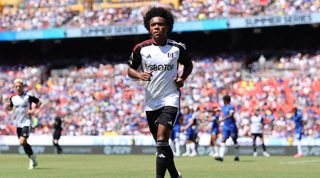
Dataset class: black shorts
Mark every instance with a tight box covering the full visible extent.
[252,133,263,139]
[53,130,62,140]
[17,126,31,138]
[146,106,179,129]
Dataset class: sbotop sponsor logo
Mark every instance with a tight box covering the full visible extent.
[144,64,174,71]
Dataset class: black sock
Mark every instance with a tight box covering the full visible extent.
[253,142,257,152]
[53,143,62,152]
[163,145,179,178]
[262,143,266,152]
[23,143,33,157]
[156,141,168,178]
[156,141,179,178]
[253,137,257,152]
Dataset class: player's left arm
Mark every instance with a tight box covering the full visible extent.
[261,116,265,127]
[27,95,41,115]
[301,113,308,132]
[219,108,235,123]
[182,114,195,131]
[176,44,193,88]
[183,118,195,131]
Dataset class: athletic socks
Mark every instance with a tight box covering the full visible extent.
[253,141,257,152]
[219,143,226,158]
[156,141,179,178]
[23,143,33,157]
[190,142,197,155]
[53,143,62,154]
[262,143,266,152]
[234,144,240,158]
[174,139,181,156]
[297,140,302,154]
[182,143,190,156]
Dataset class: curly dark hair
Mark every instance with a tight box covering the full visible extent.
[143,7,174,33]
[223,95,231,103]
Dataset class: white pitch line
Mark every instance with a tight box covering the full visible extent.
[280,160,320,165]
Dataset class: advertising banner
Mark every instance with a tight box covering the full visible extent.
[229,13,320,29]
[1,145,319,156]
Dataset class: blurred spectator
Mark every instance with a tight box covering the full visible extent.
[1,51,319,139]
[1,0,320,31]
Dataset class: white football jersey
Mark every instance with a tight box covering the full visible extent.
[129,39,191,111]
[9,92,40,128]
[250,115,264,134]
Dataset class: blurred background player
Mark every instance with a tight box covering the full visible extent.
[291,107,306,158]
[169,112,182,156]
[215,95,239,162]
[208,106,220,158]
[4,79,41,169]
[53,113,63,154]
[182,107,198,157]
[250,108,270,157]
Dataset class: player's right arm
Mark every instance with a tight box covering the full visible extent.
[4,97,13,111]
[128,68,153,81]
[127,44,152,81]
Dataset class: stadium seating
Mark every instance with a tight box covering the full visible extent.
[0,0,319,31]
[0,52,319,138]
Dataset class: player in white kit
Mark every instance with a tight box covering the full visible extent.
[250,108,270,157]
[127,7,193,178]
[5,79,41,169]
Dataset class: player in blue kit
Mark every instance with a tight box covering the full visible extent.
[215,95,240,162]
[291,107,305,158]
[209,106,220,158]
[182,107,198,157]
[170,112,182,156]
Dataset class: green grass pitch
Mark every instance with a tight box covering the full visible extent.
[0,155,319,178]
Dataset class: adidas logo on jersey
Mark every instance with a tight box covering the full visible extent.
[146,54,151,58]
[157,154,166,158]
[167,121,173,126]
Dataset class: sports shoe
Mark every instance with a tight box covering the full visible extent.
[294,153,303,158]
[171,171,182,178]
[253,152,258,157]
[28,155,38,169]
[182,152,190,157]
[234,156,240,161]
[209,151,219,158]
[215,156,224,162]
[189,152,197,157]
[263,151,270,157]
[57,148,63,154]
[213,152,219,158]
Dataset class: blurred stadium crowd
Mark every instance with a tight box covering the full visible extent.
[0,51,319,139]
[0,0,320,31]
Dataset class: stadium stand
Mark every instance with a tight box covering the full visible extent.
[0,51,319,138]
[0,0,319,31]
[0,1,319,151]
